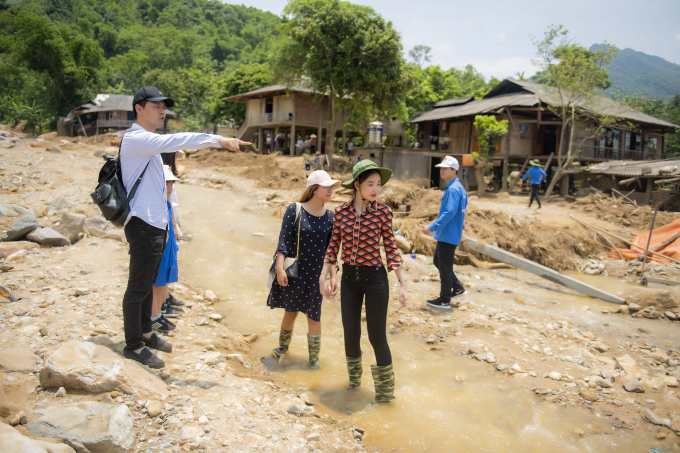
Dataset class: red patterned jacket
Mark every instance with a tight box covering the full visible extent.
[324,200,403,271]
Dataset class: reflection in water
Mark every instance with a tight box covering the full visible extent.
[179,183,661,452]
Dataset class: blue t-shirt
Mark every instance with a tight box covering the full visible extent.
[522,166,547,185]
[428,178,467,246]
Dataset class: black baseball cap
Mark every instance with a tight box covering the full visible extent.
[132,86,175,109]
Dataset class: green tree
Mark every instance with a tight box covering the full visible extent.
[473,115,508,196]
[531,25,620,198]
[664,94,680,156]
[409,45,431,68]
[213,63,272,125]
[271,0,407,163]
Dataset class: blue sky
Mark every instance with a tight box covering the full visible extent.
[229,0,680,80]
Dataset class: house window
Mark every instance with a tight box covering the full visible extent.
[648,137,658,153]
[626,132,641,151]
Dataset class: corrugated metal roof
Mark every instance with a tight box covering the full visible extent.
[410,92,540,123]
[429,97,474,108]
[69,94,175,118]
[584,159,680,177]
[222,85,314,103]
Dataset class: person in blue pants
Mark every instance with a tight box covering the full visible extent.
[421,156,468,309]
[522,159,547,208]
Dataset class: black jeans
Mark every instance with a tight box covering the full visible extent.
[529,184,541,207]
[122,217,166,350]
[341,264,392,366]
[433,241,464,299]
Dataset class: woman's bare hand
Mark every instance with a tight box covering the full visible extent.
[277,268,288,287]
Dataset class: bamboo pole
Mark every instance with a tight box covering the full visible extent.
[568,215,680,265]
[611,189,636,206]
[639,205,659,284]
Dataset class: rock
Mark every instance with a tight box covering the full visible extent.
[45,145,62,153]
[511,363,525,373]
[146,400,161,417]
[87,227,125,242]
[579,389,597,401]
[664,377,679,388]
[1,214,39,241]
[648,352,669,364]
[0,204,18,217]
[0,423,75,453]
[548,372,562,381]
[300,393,316,406]
[287,404,314,416]
[620,305,630,315]
[595,377,613,388]
[195,317,209,326]
[93,150,106,157]
[0,241,38,259]
[644,408,670,427]
[55,212,86,243]
[55,387,66,398]
[83,217,108,234]
[180,426,204,441]
[204,290,218,303]
[628,303,641,313]
[622,376,645,393]
[306,433,321,442]
[74,288,90,296]
[7,411,27,426]
[0,347,39,372]
[197,415,209,425]
[39,340,169,399]
[592,342,609,353]
[105,146,118,156]
[615,354,644,378]
[225,354,244,364]
[665,311,678,320]
[624,286,680,311]
[209,313,222,321]
[26,227,70,247]
[203,352,222,366]
[48,198,76,216]
[27,402,135,452]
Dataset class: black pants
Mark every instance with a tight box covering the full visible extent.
[529,184,541,207]
[433,241,464,299]
[341,264,392,366]
[122,217,166,350]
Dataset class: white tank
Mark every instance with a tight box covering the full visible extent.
[368,122,383,146]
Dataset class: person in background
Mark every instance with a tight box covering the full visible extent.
[150,166,181,332]
[309,134,317,153]
[160,152,185,316]
[321,160,409,403]
[421,156,468,309]
[357,154,363,163]
[347,140,354,157]
[120,86,249,368]
[522,159,547,208]
[295,136,303,155]
[268,171,339,369]
[313,151,321,168]
[265,134,272,155]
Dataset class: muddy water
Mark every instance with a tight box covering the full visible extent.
[178,184,658,452]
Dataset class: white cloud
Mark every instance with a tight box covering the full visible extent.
[496,33,507,41]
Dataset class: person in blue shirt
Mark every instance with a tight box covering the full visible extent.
[521,159,548,208]
[421,156,468,309]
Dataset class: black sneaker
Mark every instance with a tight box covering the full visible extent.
[427,298,451,309]
[143,332,173,353]
[123,347,165,369]
[151,315,176,332]
[166,293,185,307]
[451,288,468,300]
[161,302,182,317]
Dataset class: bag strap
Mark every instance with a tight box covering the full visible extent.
[126,161,150,204]
[295,202,302,259]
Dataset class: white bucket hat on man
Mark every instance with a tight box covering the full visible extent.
[435,156,459,170]
[163,165,181,182]
[306,170,340,188]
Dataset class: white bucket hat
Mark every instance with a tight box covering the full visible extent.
[163,165,181,182]
[306,170,340,188]
[435,156,459,170]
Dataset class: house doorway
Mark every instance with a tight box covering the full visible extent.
[430,157,441,188]
[542,125,557,155]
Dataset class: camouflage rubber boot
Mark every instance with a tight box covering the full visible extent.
[371,363,396,403]
[272,328,293,359]
[307,334,321,370]
[346,356,363,389]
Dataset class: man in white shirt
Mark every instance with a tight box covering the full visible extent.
[120,86,249,368]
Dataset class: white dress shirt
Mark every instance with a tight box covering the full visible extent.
[120,123,222,229]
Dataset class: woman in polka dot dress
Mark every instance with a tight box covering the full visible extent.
[267,171,340,369]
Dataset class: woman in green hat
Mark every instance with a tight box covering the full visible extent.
[320,160,409,403]
[521,159,547,208]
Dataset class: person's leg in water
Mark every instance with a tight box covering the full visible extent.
[364,269,395,403]
[307,317,321,370]
[341,272,364,389]
[272,311,297,359]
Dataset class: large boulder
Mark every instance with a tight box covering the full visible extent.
[26,228,70,247]
[55,212,86,243]
[27,402,134,453]
[1,214,39,241]
[0,241,38,259]
[88,227,125,242]
[615,354,645,379]
[0,423,75,453]
[3,205,34,216]
[0,204,18,217]
[0,347,40,372]
[48,198,76,216]
[624,286,680,311]
[40,340,168,399]
[83,217,108,234]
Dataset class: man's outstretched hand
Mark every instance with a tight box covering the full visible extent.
[219,137,251,153]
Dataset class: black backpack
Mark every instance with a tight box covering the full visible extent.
[90,142,149,228]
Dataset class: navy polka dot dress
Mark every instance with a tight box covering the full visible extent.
[267,203,334,322]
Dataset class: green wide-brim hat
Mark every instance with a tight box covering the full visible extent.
[529,159,541,167]
[341,160,392,189]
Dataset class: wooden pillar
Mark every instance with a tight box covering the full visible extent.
[274,125,280,152]
[290,124,296,155]
[560,175,569,197]
[258,127,263,153]
[502,108,515,192]
[342,128,346,154]
[644,177,653,205]
[317,126,322,150]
